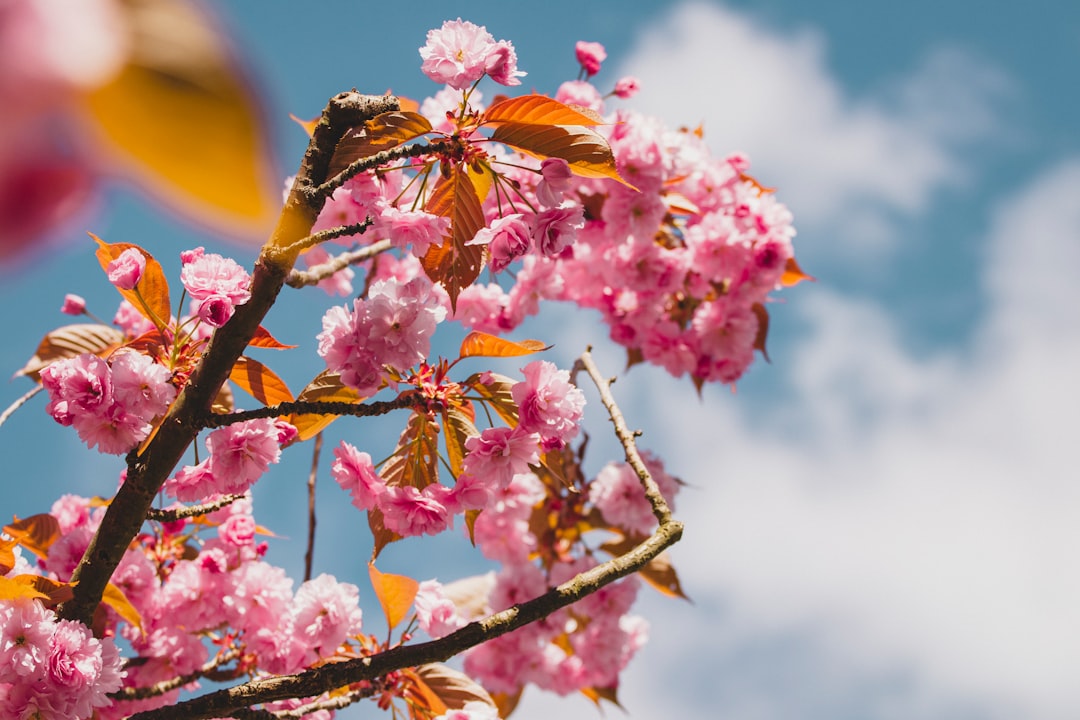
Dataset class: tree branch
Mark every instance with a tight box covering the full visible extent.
[126,351,684,720]
[57,92,401,628]
[316,141,441,200]
[286,239,394,289]
[304,433,322,583]
[197,393,428,429]
[145,494,248,522]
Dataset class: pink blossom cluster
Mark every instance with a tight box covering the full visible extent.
[332,360,584,539]
[165,418,295,501]
[0,597,124,720]
[317,275,448,395]
[419,19,525,90]
[180,247,253,328]
[40,350,176,454]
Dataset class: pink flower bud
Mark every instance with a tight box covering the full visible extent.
[60,293,86,315]
[613,76,641,99]
[575,41,607,76]
[106,248,145,290]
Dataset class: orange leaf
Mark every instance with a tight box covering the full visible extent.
[464,372,520,428]
[751,302,770,362]
[368,562,419,632]
[600,536,691,601]
[381,413,441,491]
[248,325,297,350]
[0,537,17,575]
[229,356,294,407]
[459,331,549,359]
[92,234,172,329]
[0,576,49,602]
[483,94,604,126]
[290,113,320,138]
[287,371,363,441]
[103,582,144,635]
[16,324,124,381]
[442,401,479,477]
[4,514,61,559]
[781,256,814,287]
[422,168,486,309]
[328,111,433,178]
[490,123,633,188]
[367,506,402,562]
[81,0,277,239]
[414,663,496,713]
[491,689,524,719]
[580,685,623,709]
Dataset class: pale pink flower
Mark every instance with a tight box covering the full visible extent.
[164,459,215,502]
[449,473,495,512]
[532,203,584,257]
[49,494,90,533]
[468,214,530,273]
[0,598,53,681]
[70,404,148,454]
[40,354,112,426]
[380,207,449,257]
[419,19,497,90]
[179,248,252,328]
[218,512,257,548]
[302,245,354,297]
[223,561,294,635]
[554,80,604,113]
[435,700,501,720]
[575,41,607,76]
[414,580,465,639]
[379,484,453,537]
[484,40,525,87]
[106,247,145,290]
[290,574,364,665]
[331,442,386,511]
[612,75,641,99]
[112,299,155,338]
[109,350,175,421]
[45,619,125,719]
[511,360,585,448]
[588,453,679,535]
[60,293,85,315]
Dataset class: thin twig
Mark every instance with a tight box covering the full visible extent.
[286,239,394,289]
[198,394,428,430]
[0,384,42,430]
[576,346,673,526]
[317,142,441,200]
[111,649,242,701]
[282,220,374,256]
[304,433,322,583]
[146,494,248,522]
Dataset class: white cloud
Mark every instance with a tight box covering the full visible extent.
[517,161,1080,720]
[615,2,1009,255]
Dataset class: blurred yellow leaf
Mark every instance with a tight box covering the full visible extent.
[82,0,277,239]
[368,562,419,632]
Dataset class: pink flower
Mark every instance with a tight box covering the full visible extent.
[575,41,607,76]
[535,158,574,208]
[205,418,282,494]
[219,512,256,548]
[612,76,641,99]
[164,460,215,502]
[468,214,531,273]
[109,350,175,420]
[106,247,145,290]
[379,484,453,537]
[302,245,355,297]
[179,248,252,328]
[45,619,125,719]
[462,426,541,489]
[380,207,449,257]
[40,354,113,425]
[511,361,585,449]
[419,19,497,90]
[0,598,53,681]
[414,580,465,639]
[331,442,386,511]
[589,453,679,535]
[60,293,85,315]
[435,701,501,720]
[484,40,525,87]
[532,203,584,257]
[113,299,155,338]
[554,80,604,113]
[290,574,364,665]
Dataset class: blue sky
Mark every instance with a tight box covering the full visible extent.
[2,2,1079,719]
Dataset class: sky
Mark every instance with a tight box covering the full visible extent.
[2,1,1079,719]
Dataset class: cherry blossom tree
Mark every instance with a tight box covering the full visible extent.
[0,8,808,720]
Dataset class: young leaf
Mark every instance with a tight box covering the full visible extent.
[443,402,479,477]
[328,111,433,177]
[4,514,61,559]
[422,168,486,309]
[92,235,172,329]
[464,372,520,428]
[459,331,549,359]
[16,324,124,381]
[289,113,319,138]
[490,122,633,188]
[781,256,814,287]
[381,413,441,491]
[103,582,144,635]
[483,94,604,127]
[368,562,419,632]
[81,0,277,238]
[415,663,497,713]
[580,685,623,709]
[248,326,297,350]
[229,356,294,407]
[367,507,402,562]
[0,575,49,602]
[286,371,363,442]
[0,537,17,575]
[491,689,524,720]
